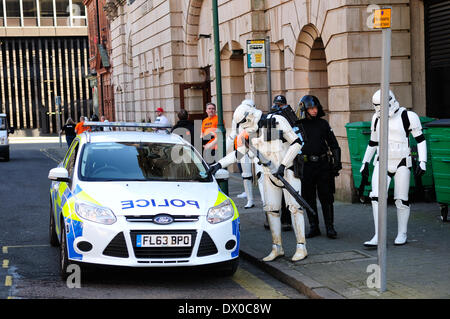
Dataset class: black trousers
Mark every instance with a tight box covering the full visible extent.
[301,160,334,227]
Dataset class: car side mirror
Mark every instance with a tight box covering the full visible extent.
[48,167,71,183]
[214,168,229,181]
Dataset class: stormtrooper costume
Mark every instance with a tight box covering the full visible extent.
[226,99,265,209]
[209,102,307,262]
[361,90,427,247]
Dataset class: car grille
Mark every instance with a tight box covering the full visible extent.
[130,230,197,259]
[126,215,199,223]
[197,231,218,257]
[103,232,129,258]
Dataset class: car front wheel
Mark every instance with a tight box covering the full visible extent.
[221,257,239,277]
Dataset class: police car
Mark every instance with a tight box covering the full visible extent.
[48,122,239,279]
[0,113,14,161]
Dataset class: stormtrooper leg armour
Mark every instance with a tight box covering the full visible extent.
[242,177,254,209]
[395,200,410,245]
[284,170,307,261]
[393,165,411,245]
[364,200,379,247]
[263,211,284,261]
[290,208,307,261]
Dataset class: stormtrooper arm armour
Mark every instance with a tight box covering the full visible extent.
[277,115,303,168]
[226,119,238,154]
[360,114,379,171]
[408,111,427,164]
[218,144,248,169]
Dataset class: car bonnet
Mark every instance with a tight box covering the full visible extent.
[72,181,229,217]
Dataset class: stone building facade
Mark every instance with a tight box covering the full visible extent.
[104,0,432,201]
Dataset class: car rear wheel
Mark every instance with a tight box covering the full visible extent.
[49,200,59,247]
[0,149,8,161]
[60,220,70,280]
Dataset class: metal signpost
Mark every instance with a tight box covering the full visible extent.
[373,6,392,293]
[265,37,272,112]
[55,96,62,148]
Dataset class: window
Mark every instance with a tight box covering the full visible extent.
[65,140,79,183]
[71,0,86,26]
[0,1,4,27]
[79,142,211,182]
[0,117,6,130]
[39,0,54,26]
[23,0,38,26]
[1,0,86,28]
[6,0,21,27]
[55,0,70,26]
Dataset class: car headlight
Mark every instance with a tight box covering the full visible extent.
[75,201,116,225]
[207,199,234,224]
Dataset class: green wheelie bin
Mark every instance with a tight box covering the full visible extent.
[345,121,373,201]
[425,119,450,222]
[409,116,435,201]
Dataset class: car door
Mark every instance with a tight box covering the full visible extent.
[52,139,80,236]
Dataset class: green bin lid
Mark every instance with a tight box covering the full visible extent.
[345,121,371,128]
[420,116,436,124]
[425,119,450,127]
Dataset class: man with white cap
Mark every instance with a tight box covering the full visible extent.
[155,107,170,133]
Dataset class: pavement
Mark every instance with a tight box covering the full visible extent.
[38,140,449,299]
[228,173,450,299]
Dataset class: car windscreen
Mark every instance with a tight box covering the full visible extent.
[0,117,6,130]
[79,142,212,182]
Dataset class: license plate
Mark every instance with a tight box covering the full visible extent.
[136,234,192,247]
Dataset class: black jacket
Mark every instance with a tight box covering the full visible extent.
[62,124,76,137]
[171,119,195,145]
[299,117,339,156]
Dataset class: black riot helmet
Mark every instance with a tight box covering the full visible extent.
[299,95,325,118]
[271,95,287,112]
[273,95,287,105]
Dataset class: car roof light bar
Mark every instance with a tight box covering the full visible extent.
[83,121,172,130]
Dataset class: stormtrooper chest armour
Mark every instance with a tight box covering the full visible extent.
[374,107,411,164]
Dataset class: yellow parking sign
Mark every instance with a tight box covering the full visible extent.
[247,39,266,68]
[373,8,391,29]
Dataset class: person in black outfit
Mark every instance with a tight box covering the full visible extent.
[61,117,76,148]
[171,109,195,145]
[298,95,341,239]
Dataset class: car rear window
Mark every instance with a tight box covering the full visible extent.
[0,117,6,130]
[79,142,212,182]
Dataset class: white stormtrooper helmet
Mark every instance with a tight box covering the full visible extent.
[233,102,262,134]
[241,99,256,108]
[372,89,400,118]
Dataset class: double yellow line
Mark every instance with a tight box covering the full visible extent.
[2,250,12,298]
[2,244,49,298]
[232,268,289,299]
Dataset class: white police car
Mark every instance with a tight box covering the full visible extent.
[48,122,239,279]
